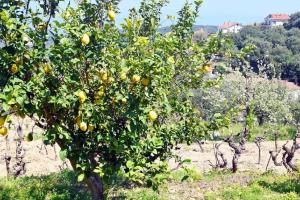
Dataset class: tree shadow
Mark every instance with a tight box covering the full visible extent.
[258,179,300,195]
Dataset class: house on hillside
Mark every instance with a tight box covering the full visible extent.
[264,14,290,27]
[218,22,242,33]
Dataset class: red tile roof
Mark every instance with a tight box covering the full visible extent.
[267,14,290,21]
[219,22,241,30]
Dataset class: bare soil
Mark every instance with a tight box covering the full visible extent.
[169,141,300,174]
[0,117,70,177]
[0,118,299,177]
[166,174,257,200]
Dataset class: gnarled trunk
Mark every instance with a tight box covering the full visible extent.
[56,141,104,200]
[85,172,105,200]
[68,158,105,200]
[69,158,105,200]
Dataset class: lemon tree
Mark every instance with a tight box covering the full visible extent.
[0,0,229,199]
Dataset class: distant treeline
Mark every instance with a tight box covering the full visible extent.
[159,25,218,35]
[231,12,300,85]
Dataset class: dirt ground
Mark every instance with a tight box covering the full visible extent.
[1,138,299,177]
[0,118,299,177]
[169,141,300,174]
[0,117,70,177]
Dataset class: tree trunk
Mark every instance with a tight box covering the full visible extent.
[68,158,105,200]
[85,172,105,200]
[56,141,105,199]
[232,153,240,173]
[257,116,264,126]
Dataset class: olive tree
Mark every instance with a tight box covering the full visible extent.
[193,71,293,125]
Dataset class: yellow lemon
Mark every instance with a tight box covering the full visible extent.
[79,122,88,132]
[97,91,105,98]
[0,127,8,136]
[141,78,150,86]
[108,10,116,21]
[99,87,105,94]
[202,65,212,73]
[0,117,6,126]
[43,63,52,74]
[81,33,90,46]
[11,64,19,74]
[78,91,87,104]
[131,75,141,84]
[101,73,108,82]
[149,111,158,122]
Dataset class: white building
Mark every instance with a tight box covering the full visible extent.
[264,14,290,27]
[218,22,243,33]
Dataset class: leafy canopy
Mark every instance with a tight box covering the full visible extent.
[0,0,227,186]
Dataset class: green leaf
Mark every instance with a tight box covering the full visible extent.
[126,160,134,169]
[59,150,67,161]
[2,103,10,112]
[16,96,25,106]
[77,173,85,182]
[181,159,191,165]
[181,175,189,182]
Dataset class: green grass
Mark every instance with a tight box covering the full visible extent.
[1,170,300,200]
[0,171,90,200]
[203,171,300,200]
[170,167,202,182]
[219,123,297,142]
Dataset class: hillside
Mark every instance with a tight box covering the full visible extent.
[159,25,218,34]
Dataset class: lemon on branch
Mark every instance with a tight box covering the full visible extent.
[149,111,158,122]
[108,10,116,21]
[79,122,88,132]
[201,65,212,73]
[131,75,141,84]
[0,127,8,136]
[81,33,90,46]
[0,117,6,126]
[141,78,150,86]
[11,64,19,74]
[42,63,52,74]
[78,91,87,104]
[101,72,108,82]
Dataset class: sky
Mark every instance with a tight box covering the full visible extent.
[115,0,300,26]
[59,0,300,27]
